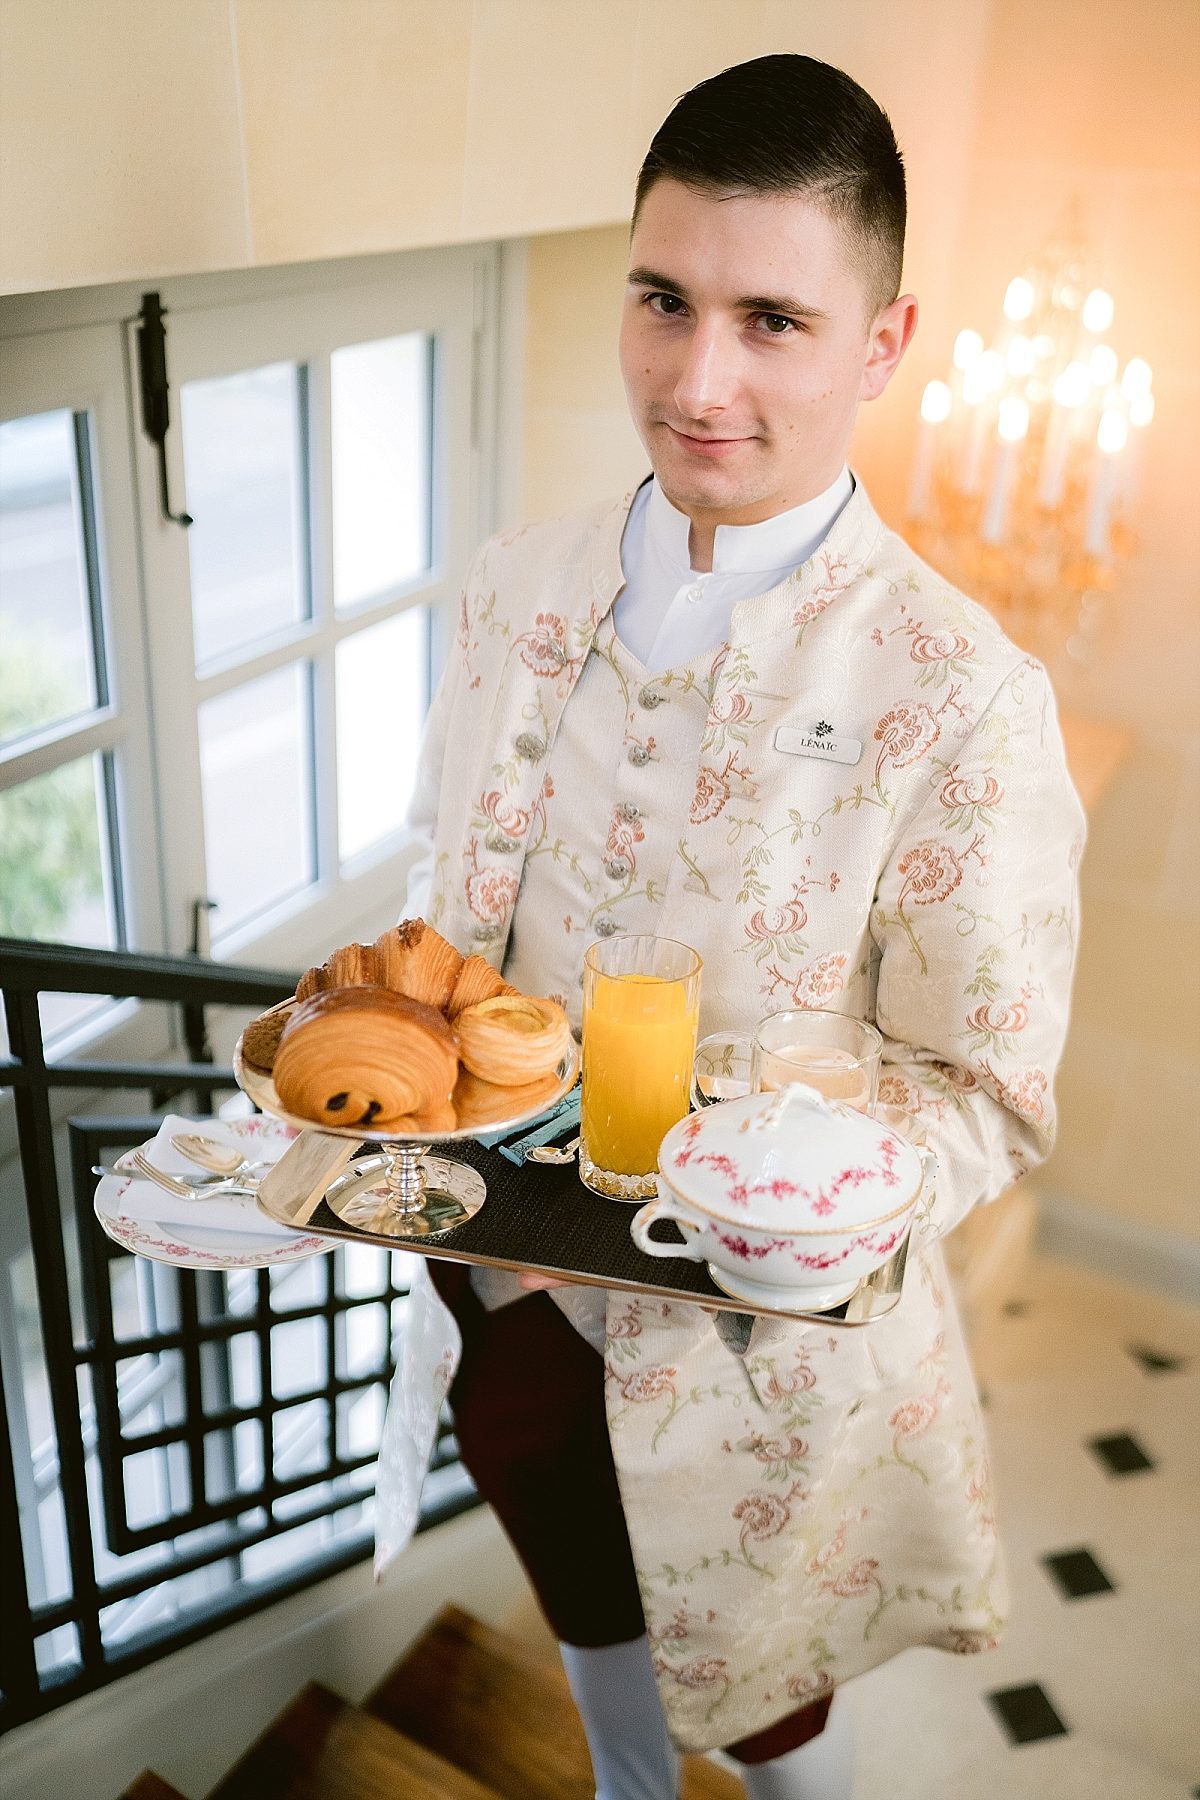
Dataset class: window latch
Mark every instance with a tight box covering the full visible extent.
[136,291,193,528]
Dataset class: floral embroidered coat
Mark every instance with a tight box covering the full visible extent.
[375,476,1084,1752]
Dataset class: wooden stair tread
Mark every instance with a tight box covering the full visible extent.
[119,1777,189,1800]
[368,1604,742,1800]
[209,1680,502,1800]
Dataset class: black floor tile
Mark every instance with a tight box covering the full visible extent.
[1088,1432,1155,1475]
[987,1682,1069,1745]
[1042,1547,1115,1599]
[1127,1342,1188,1374]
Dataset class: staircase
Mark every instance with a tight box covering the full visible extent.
[119,1606,743,1800]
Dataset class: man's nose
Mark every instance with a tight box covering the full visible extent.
[672,323,739,421]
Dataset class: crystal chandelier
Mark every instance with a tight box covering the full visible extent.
[904,214,1154,663]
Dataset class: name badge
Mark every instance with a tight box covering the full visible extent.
[774,723,862,765]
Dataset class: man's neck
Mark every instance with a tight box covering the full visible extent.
[681,477,851,573]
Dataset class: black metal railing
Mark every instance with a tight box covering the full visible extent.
[0,938,476,1734]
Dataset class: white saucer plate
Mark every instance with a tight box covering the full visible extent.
[704,1260,859,1315]
[94,1116,336,1271]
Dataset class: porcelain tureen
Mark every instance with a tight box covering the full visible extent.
[630,1082,932,1311]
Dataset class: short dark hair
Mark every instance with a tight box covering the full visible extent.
[633,54,906,316]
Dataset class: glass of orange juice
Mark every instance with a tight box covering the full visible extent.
[580,935,702,1200]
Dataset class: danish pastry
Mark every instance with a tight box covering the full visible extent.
[373,919,464,1013]
[455,994,572,1086]
[272,986,460,1128]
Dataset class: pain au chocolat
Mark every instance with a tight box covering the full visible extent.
[272,987,459,1128]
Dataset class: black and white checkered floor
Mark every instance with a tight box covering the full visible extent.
[844,1254,1200,1798]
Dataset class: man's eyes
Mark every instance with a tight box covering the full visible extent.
[642,293,801,335]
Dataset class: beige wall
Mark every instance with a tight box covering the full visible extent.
[0,0,988,295]
[3,1,1195,1250]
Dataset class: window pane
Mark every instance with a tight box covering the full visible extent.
[0,409,99,747]
[181,364,308,668]
[335,607,427,862]
[198,662,314,938]
[0,752,116,946]
[331,334,431,610]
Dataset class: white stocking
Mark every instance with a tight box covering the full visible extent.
[558,1634,681,1800]
[736,1690,855,1800]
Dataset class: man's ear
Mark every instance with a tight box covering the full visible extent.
[860,294,918,402]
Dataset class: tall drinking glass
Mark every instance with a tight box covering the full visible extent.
[580,935,702,1200]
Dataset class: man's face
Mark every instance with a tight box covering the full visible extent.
[619,178,913,532]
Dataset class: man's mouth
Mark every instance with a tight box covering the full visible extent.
[665,425,753,457]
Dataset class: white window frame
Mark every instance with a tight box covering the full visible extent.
[0,238,526,1128]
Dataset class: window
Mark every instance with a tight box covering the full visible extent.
[0,322,152,1044]
[0,244,499,1003]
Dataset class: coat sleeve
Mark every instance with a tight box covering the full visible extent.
[870,657,1085,1245]
[399,540,488,920]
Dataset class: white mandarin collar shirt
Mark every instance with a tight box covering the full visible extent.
[612,465,855,672]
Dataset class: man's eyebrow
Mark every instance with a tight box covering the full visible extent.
[626,266,831,322]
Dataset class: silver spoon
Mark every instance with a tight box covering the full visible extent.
[171,1131,268,1183]
[526,1135,581,1165]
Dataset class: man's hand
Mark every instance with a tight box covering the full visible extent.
[517,1271,577,1291]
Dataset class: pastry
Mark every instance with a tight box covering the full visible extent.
[447,953,515,1019]
[240,1006,289,1074]
[452,1064,566,1129]
[295,940,378,1002]
[455,994,572,1085]
[374,919,464,1013]
[272,986,460,1128]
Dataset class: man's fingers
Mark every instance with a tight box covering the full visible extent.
[516,1271,575,1291]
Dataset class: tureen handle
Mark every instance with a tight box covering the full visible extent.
[742,1081,832,1133]
[630,1196,706,1263]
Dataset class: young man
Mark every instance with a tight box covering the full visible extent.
[378,54,1083,1800]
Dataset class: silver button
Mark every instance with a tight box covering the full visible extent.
[472,924,501,944]
[546,641,567,669]
[638,687,664,710]
[617,802,641,823]
[688,584,704,603]
[514,732,546,760]
[628,744,651,766]
[485,829,521,854]
[594,917,619,937]
[605,858,629,880]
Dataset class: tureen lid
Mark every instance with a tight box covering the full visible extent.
[657,1084,923,1233]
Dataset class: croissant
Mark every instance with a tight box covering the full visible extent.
[447,953,515,1019]
[272,986,460,1128]
[295,940,378,1002]
[455,994,572,1086]
[374,919,464,1013]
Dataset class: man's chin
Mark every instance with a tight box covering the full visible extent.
[653,465,766,517]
